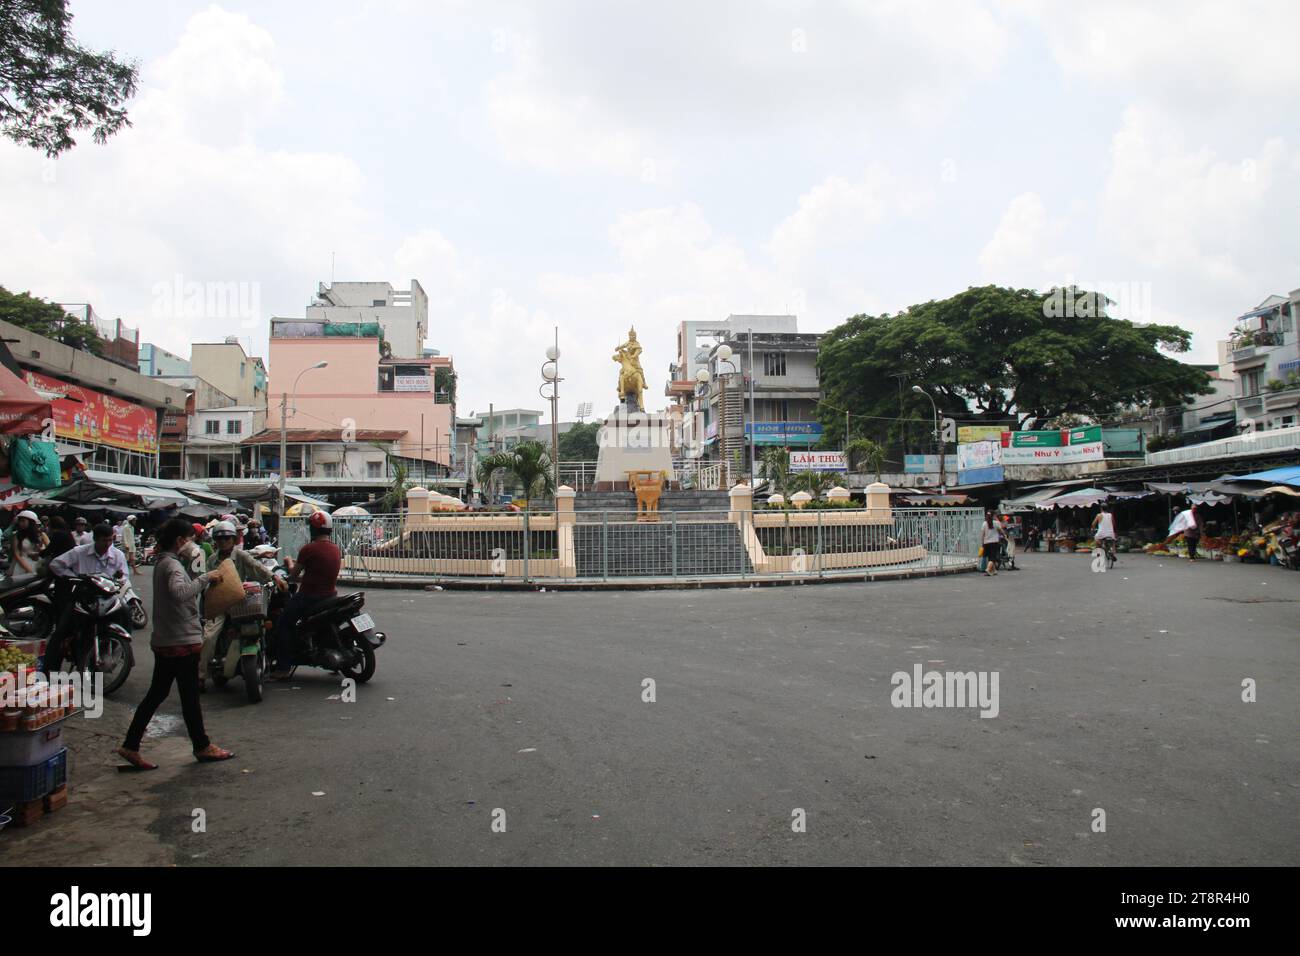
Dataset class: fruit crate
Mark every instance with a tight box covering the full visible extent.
[0,748,67,804]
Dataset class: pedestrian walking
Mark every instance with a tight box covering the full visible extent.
[116,518,235,770]
[1166,503,1202,560]
[981,510,1004,577]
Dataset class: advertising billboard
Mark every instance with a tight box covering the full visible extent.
[957,440,1002,472]
[25,371,158,454]
[957,425,1007,444]
[745,422,824,445]
[904,454,958,474]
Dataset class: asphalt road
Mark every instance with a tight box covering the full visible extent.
[7,550,1298,866]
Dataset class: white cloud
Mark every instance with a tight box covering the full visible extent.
[978,191,1077,287]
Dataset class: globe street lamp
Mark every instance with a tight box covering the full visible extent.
[539,330,561,489]
[911,385,945,493]
[714,344,738,488]
[279,361,328,519]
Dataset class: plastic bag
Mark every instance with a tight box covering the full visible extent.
[9,437,61,490]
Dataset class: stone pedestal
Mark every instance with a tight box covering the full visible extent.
[594,406,674,491]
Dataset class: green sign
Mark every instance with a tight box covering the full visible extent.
[1011,430,1063,447]
[1069,425,1103,444]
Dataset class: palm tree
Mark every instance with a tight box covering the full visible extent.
[475,441,556,508]
[845,438,885,481]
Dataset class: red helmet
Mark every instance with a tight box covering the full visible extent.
[309,510,333,530]
[191,523,206,537]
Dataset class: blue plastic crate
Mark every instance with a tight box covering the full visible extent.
[0,748,67,803]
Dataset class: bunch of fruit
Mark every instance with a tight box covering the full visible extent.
[0,646,37,673]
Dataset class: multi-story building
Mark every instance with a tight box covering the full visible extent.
[138,342,191,377]
[666,315,823,475]
[472,408,544,452]
[191,339,267,409]
[1220,289,1300,432]
[299,280,429,359]
[1,315,185,477]
[256,287,456,504]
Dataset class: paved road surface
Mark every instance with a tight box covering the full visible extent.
[7,551,1297,865]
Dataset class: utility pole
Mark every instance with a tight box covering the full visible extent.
[747,327,755,482]
[278,390,288,518]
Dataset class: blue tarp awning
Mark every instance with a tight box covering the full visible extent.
[1233,465,1300,487]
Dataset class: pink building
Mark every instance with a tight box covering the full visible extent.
[259,333,456,497]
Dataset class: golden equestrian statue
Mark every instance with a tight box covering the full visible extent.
[613,327,647,411]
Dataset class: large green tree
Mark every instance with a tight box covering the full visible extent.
[476,441,556,508]
[0,284,102,353]
[1,0,139,156]
[557,421,600,461]
[816,285,1211,443]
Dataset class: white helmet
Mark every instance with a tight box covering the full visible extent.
[17,510,39,523]
[308,510,333,531]
[212,520,238,538]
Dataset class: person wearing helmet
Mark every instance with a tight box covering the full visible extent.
[268,510,340,680]
[192,523,214,560]
[245,518,267,547]
[198,520,284,689]
[7,510,49,582]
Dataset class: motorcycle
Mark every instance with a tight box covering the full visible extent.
[267,581,386,684]
[49,573,134,695]
[208,581,273,703]
[0,573,57,641]
[116,574,148,630]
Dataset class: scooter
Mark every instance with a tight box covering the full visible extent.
[266,580,386,684]
[116,574,148,630]
[52,573,134,695]
[0,573,57,641]
[208,581,274,704]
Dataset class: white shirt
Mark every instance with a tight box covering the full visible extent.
[1169,509,1197,536]
[982,520,1004,544]
[72,531,93,546]
[1095,513,1116,539]
[49,541,129,579]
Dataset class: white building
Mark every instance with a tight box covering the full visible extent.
[185,405,267,479]
[298,280,429,359]
[1218,289,1300,433]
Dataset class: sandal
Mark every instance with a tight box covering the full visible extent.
[116,747,158,771]
[194,744,235,762]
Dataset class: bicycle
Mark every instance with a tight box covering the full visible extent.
[1095,536,1117,570]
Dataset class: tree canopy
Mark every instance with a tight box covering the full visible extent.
[557,421,600,461]
[0,284,102,354]
[816,285,1211,444]
[0,0,139,156]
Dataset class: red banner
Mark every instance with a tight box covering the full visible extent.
[25,371,158,454]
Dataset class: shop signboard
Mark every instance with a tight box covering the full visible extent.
[1008,429,1064,448]
[1001,441,1104,465]
[25,370,158,454]
[394,375,431,392]
[957,440,1002,472]
[745,422,824,445]
[957,425,1006,444]
[789,450,847,472]
[904,454,958,474]
[958,465,1004,485]
[1102,428,1144,456]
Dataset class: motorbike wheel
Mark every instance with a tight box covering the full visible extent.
[241,650,264,703]
[78,635,133,696]
[340,644,376,684]
[129,599,148,630]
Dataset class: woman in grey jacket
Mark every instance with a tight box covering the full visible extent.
[117,518,235,769]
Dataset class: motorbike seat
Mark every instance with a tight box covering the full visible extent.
[0,571,51,598]
[298,592,364,625]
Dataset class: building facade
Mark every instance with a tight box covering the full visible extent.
[191,339,267,409]
[138,342,191,377]
[1221,289,1300,433]
[297,280,429,359]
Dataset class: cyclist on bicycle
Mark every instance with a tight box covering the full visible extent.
[1091,503,1118,565]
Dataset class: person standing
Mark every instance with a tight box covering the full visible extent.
[122,514,139,574]
[1166,503,1201,560]
[6,510,48,582]
[116,518,234,769]
[71,516,93,546]
[981,510,1004,577]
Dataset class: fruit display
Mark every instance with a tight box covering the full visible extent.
[0,647,37,673]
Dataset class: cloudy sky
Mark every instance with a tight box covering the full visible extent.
[2,0,1298,420]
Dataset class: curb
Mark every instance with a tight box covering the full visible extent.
[339,561,978,592]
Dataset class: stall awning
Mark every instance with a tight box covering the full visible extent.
[1232,465,1300,487]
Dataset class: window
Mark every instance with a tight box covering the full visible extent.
[373,299,386,307]
[205,420,220,435]
[239,363,245,378]
[763,352,787,376]
[321,462,339,477]
[366,461,383,478]
[226,420,242,435]
[1242,369,1263,397]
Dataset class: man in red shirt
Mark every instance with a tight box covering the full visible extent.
[269,510,342,679]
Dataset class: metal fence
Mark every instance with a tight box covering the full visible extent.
[279,507,983,583]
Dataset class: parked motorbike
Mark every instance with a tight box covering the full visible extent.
[267,582,386,683]
[0,573,57,641]
[116,574,148,629]
[50,573,134,695]
[208,582,273,703]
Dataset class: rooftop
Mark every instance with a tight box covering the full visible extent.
[242,428,406,445]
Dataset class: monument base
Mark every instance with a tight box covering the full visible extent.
[594,406,674,491]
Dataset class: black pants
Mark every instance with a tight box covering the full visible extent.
[1186,533,1200,559]
[123,651,210,752]
[983,541,1002,567]
[44,579,75,674]
[272,592,328,669]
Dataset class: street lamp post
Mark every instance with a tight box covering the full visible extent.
[707,345,738,489]
[279,361,328,519]
[912,385,945,494]
[539,329,561,490]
